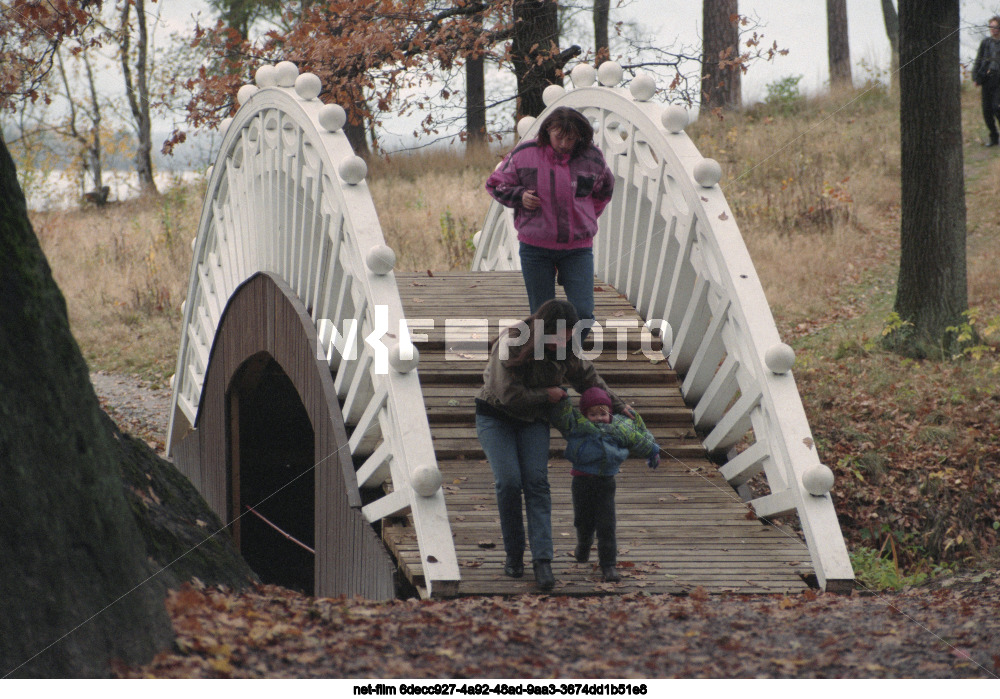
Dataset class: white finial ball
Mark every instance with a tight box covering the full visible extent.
[338,155,367,184]
[764,343,796,374]
[542,84,566,106]
[472,230,482,248]
[180,299,186,315]
[571,63,597,87]
[237,84,259,105]
[411,464,443,497]
[294,72,322,100]
[516,116,536,139]
[629,72,657,101]
[802,465,835,496]
[662,105,689,133]
[597,61,624,86]
[693,158,722,187]
[389,341,420,373]
[169,374,175,390]
[645,319,673,356]
[206,165,213,179]
[318,104,347,132]
[275,61,298,87]
[366,244,396,275]
[255,64,277,88]
[219,117,233,133]
[191,237,197,251]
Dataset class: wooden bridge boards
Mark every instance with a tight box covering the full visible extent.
[384,271,812,596]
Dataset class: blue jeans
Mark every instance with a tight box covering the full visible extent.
[519,242,595,328]
[476,412,553,561]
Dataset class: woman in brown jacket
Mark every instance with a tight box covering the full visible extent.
[475,299,630,590]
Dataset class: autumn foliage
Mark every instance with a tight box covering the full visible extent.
[178,1,510,150]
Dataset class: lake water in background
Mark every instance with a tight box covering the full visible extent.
[23,169,205,212]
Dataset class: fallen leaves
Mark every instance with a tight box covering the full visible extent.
[118,581,1000,679]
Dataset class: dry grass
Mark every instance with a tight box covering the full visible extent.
[367,147,497,271]
[31,187,201,387]
[687,82,902,324]
[27,83,1000,384]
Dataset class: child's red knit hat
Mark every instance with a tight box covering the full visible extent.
[579,387,612,413]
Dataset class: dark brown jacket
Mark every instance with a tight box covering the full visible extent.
[477,334,625,422]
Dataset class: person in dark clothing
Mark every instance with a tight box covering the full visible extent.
[973,17,1000,146]
[475,300,633,591]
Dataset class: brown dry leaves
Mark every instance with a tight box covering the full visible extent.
[115,578,1000,679]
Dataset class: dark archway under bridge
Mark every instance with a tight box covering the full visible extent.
[171,272,396,600]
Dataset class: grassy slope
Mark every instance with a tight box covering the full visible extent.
[29,84,1000,581]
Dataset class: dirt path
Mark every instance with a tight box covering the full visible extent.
[91,371,172,455]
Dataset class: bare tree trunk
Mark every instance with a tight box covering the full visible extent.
[701,0,741,112]
[342,81,371,157]
[594,0,610,66]
[466,13,487,152]
[56,47,107,204]
[0,132,173,677]
[882,0,900,88]
[892,0,967,357]
[827,0,853,88]
[82,54,107,203]
[467,52,487,151]
[121,0,157,195]
[511,0,580,118]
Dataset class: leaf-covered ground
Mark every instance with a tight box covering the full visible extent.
[115,576,1000,679]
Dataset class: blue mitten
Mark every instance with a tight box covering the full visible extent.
[647,452,660,470]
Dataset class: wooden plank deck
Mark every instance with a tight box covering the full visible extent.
[383,271,811,596]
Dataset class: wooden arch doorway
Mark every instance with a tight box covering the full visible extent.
[229,352,315,593]
[171,272,397,599]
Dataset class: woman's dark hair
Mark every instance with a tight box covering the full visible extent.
[498,299,580,366]
[536,107,594,158]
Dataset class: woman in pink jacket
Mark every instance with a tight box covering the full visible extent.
[486,107,615,335]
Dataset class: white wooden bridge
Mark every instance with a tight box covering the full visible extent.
[167,60,854,599]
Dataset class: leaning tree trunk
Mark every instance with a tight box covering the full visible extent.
[701,0,741,112]
[121,0,158,195]
[827,0,853,88]
[0,133,173,677]
[892,0,967,357]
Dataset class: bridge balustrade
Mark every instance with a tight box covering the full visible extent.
[473,70,853,591]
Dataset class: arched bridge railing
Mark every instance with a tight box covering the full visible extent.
[166,62,459,596]
[472,64,854,592]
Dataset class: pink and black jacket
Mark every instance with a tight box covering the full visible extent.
[485,139,615,250]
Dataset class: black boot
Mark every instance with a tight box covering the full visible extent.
[504,553,524,578]
[601,565,621,582]
[574,535,593,563]
[533,559,555,591]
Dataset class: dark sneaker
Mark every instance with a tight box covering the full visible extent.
[533,559,555,591]
[504,554,524,578]
[574,540,592,563]
[601,565,621,582]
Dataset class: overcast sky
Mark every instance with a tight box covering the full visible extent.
[142,0,1000,150]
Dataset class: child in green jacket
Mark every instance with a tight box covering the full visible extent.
[548,387,660,582]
